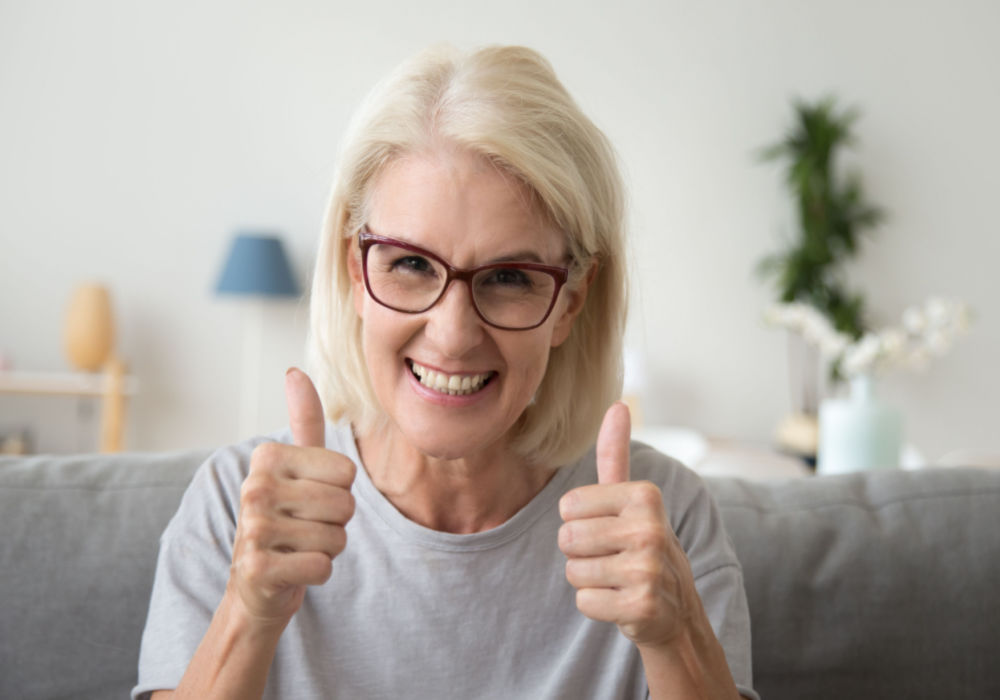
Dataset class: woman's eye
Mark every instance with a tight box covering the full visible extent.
[486,268,532,288]
[391,255,434,274]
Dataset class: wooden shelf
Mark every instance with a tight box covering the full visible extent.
[0,370,138,397]
[0,364,137,453]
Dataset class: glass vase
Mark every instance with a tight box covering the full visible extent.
[817,374,902,475]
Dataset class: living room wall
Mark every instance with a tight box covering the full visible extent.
[1,0,997,461]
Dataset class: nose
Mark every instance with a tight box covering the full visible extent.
[423,278,487,358]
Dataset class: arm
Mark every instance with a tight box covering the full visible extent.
[145,370,355,699]
[148,589,287,700]
[559,403,743,699]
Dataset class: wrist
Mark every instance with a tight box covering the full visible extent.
[221,585,297,639]
[636,603,740,700]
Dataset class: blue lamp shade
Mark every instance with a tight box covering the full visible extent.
[215,233,300,297]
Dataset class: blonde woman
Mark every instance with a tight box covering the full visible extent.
[135,45,757,700]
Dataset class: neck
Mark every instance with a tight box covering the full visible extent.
[355,424,556,534]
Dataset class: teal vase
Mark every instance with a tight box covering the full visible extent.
[818,375,902,474]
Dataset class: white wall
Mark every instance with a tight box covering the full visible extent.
[1,0,997,460]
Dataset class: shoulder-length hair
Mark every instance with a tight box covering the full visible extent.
[307,44,627,467]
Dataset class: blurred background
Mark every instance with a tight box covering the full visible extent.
[1,0,996,461]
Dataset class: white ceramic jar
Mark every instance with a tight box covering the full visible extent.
[818,374,902,474]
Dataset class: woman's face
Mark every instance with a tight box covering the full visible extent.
[349,148,587,461]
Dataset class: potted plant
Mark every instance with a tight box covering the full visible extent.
[757,96,885,460]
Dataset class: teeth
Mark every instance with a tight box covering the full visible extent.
[410,361,491,395]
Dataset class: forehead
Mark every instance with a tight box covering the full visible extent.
[365,148,566,264]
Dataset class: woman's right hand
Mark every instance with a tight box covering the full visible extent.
[228,368,357,628]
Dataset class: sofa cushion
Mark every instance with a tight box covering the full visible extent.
[0,450,209,700]
[706,467,1000,700]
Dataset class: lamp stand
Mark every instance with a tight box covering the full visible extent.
[239,301,263,439]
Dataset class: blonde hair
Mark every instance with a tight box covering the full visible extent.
[307,45,627,467]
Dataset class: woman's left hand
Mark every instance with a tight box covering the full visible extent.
[558,402,698,649]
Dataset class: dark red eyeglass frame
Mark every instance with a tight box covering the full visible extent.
[357,226,570,331]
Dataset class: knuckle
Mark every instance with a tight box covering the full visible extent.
[630,521,668,552]
[564,558,581,585]
[634,592,660,622]
[251,441,283,470]
[557,522,575,551]
[632,481,663,508]
[240,478,276,511]
[236,549,270,585]
[558,491,579,519]
[238,518,270,548]
[339,457,357,483]
[627,553,668,586]
[328,527,348,557]
[340,491,356,522]
[312,554,334,581]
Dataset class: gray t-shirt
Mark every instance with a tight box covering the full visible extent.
[133,422,758,700]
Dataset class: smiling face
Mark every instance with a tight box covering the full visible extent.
[348,147,587,462]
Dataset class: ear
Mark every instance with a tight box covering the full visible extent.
[550,259,598,348]
[347,240,366,318]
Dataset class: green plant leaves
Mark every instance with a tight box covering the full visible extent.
[757,95,885,342]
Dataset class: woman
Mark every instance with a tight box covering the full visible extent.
[134,45,757,700]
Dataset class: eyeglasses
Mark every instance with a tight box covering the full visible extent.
[358,226,570,331]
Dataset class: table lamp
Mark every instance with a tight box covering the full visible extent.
[215,232,300,438]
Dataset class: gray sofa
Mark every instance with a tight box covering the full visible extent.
[1,449,998,699]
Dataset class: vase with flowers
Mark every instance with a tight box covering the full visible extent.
[766,298,972,472]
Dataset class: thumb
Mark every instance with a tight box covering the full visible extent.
[285,368,326,448]
[596,401,631,484]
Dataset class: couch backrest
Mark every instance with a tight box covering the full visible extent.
[3,451,998,700]
[0,450,209,700]
[706,468,1000,700]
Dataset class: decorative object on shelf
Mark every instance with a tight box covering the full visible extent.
[757,96,885,462]
[817,374,901,474]
[767,298,972,473]
[0,427,32,455]
[215,231,301,438]
[64,283,116,372]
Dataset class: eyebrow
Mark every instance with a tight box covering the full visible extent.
[487,250,547,265]
[369,227,554,266]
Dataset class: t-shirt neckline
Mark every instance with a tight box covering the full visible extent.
[331,421,580,552]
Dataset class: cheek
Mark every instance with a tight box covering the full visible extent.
[505,337,553,392]
[360,303,421,368]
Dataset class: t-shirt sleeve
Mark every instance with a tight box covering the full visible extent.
[131,445,249,700]
[633,443,760,700]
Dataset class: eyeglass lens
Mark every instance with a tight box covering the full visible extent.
[364,241,559,329]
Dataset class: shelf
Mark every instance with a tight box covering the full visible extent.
[0,370,138,397]
[0,366,136,453]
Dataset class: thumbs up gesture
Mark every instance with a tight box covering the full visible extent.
[558,402,698,649]
[228,368,357,628]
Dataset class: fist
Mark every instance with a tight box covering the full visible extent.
[558,402,697,648]
[229,368,357,627]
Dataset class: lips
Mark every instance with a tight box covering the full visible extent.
[409,360,496,396]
